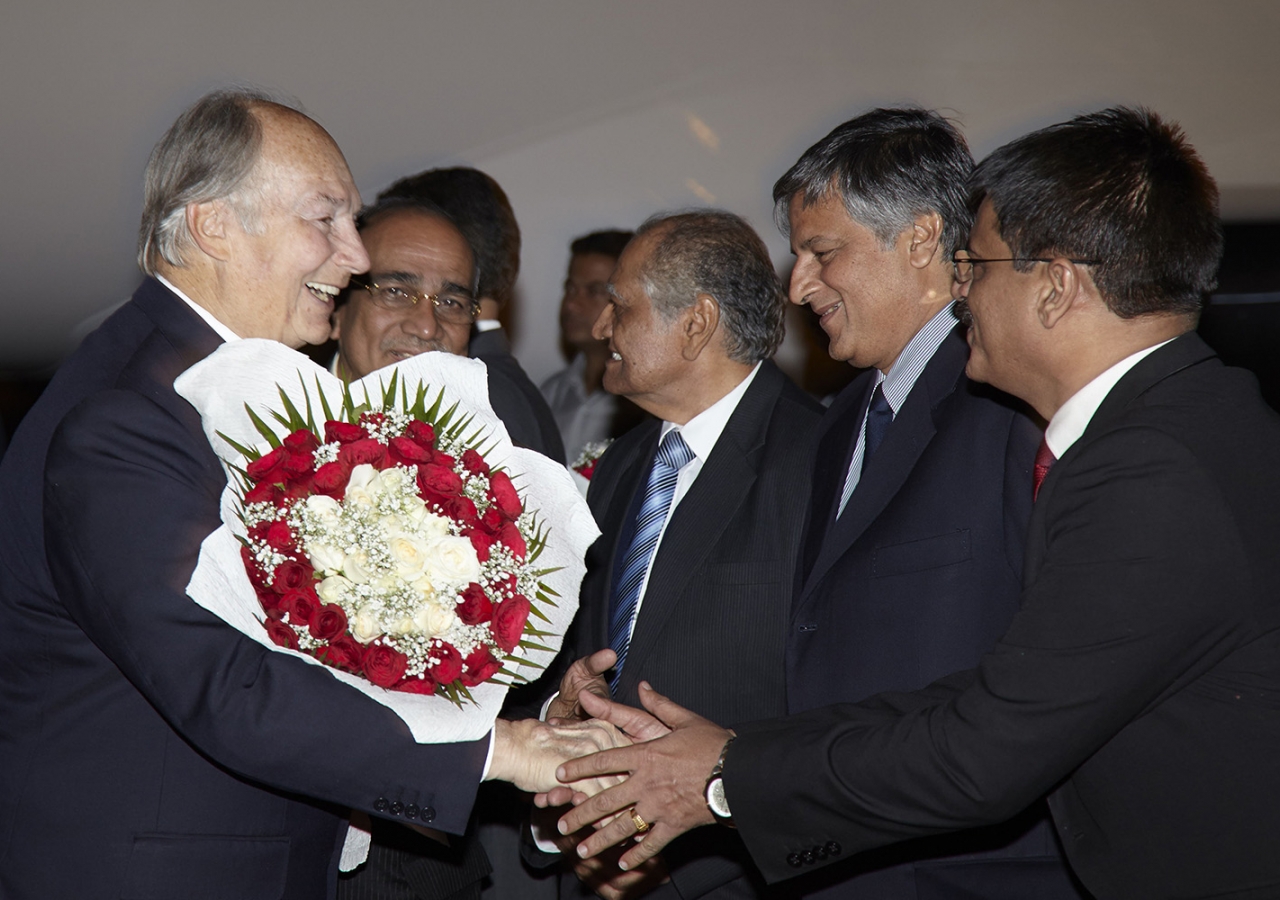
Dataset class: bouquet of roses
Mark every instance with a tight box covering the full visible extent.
[176,340,598,741]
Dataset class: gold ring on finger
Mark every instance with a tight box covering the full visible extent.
[629,807,651,834]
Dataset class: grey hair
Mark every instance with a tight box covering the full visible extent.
[772,107,974,257]
[137,87,285,274]
[634,210,786,363]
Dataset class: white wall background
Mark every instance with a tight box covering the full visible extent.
[3,0,1277,379]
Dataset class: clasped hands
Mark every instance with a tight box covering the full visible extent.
[528,648,737,881]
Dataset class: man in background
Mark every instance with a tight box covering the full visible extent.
[540,229,647,464]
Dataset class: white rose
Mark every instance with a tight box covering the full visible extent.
[387,532,430,580]
[352,609,383,643]
[379,467,409,493]
[402,495,428,525]
[423,535,482,585]
[395,616,418,636]
[415,601,457,638]
[411,574,437,599]
[379,513,406,534]
[343,549,375,584]
[303,494,342,526]
[307,542,347,575]
[316,575,354,605]
[344,465,380,507]
[417,512,452,539]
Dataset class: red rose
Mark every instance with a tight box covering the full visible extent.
[283,429,320,453]
[461,449,490,475]
[389,436,433,465]
[266,619,299,649]
[428,642,464,685]
[461,646,503,687]
[363,643,408,687]
[576,458,600,480]
[417,462,463,496]
[244,479,283,506]
[406,420,436,449]
[285,592,316,627]
[271,559,313,594]
[313,460,350,498]
[491,594,530,653]
[499,522,527,559]
[325,420,366,444]
[319,634,364,671]
[469,530,495,562]
[489,471,522,521]
[246,445,288,483]
[477,507,504,536]
[265,521,295,552]
[339,438,389,470]
[491,572,518,598]
[456,583,494,625]
[394,676,436,695]
[241,545,268,589]
[283,451,314,479]
[359,412,387,431]
[448,496,479,527]
[309,603,348,641]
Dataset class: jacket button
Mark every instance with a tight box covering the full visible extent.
[787,853,803,868]
[824,841,841,856]
[389,801,404,816]
[405,804,420,819]
[420,806,436,823]
[373,797,389,812]
[802,850,816,865]
[814,844,828,859]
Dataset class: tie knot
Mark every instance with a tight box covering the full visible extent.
[657,429,695,471]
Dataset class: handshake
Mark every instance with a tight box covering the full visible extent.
[485,649,737,893]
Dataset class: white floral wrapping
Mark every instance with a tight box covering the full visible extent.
[175,339,599,744]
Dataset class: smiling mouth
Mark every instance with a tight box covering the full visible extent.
[306,282,340,304]
[813,300,842,325]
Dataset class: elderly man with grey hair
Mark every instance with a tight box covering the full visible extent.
[0,88,622,900]
[540,210,822,900]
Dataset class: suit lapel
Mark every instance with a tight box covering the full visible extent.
[800,329,968,600]
[614,363,782,693]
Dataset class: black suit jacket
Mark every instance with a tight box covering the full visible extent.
[469,326,566,464]
[782,327,1084,899]
[726,334,1280,900]
[571,361,821,899]
[0,280,487,900]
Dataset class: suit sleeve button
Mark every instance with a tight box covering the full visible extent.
[801,850,816,865]
[824,841,841,856]
[389,801,404,816]
[405,804,420,819]
[373,797,389,812]
[787,853,803,868]
[420,806,436,822]
[814,844,829,859]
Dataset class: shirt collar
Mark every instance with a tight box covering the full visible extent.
[157,274,241,344]
[659,362,762,463]
[1044,337,1177,457]
[876,301,957,413]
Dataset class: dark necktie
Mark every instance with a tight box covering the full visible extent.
[607,430,695,688]
[837,382,893,517]
[1033,437,1056,500]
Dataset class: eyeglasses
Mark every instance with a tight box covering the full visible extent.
[951,253,1101,285]
[353,279,479,325]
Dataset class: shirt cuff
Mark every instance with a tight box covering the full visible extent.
[481,729,496,779]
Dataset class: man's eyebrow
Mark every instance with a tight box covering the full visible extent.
[440,281,476,299]
[371,270,422,285]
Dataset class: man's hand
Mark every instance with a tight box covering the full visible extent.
[573,843,670,900]
[546,648,617,722]
[552,683,733,871]
[486,717,630,794]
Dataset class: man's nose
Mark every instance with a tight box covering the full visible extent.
[400,299,441,339]
[338,221,370,274]
[591,305,613,341]
[788,258,820,307]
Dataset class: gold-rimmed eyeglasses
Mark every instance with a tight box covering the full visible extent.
[951,253,1101,285]
[353,279,479,325]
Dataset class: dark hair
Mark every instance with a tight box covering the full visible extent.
[635,211,785,363]
[137,88,283,274]
[378,167,519,306]
[773,107,973,258]
[570,229,633,261]
[969,107,1221,318]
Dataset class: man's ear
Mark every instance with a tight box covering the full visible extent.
[907,211,944,269]
[681,293,721,361]
[1037,258,1084,329]
[187,200,232,262]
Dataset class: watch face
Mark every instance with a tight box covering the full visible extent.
[707,777,731,818]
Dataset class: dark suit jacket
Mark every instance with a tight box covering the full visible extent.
[470,326,565,464]
[0,279,487,900]
[782,326,1084,899]
[570,361,822,899]
[726,334,1280,900]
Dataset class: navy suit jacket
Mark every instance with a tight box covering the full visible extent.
[469,326,565,464]
[728,334,1280,900]
[569,361,821,899]
[781,326,1085,899]
[0,280,487,900]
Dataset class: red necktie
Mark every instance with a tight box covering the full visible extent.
[1033,438,1056,501]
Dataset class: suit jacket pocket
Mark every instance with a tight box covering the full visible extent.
[872,530,971,578]
[122,833,289,900]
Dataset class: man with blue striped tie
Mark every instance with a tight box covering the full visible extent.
[543,210,822,899]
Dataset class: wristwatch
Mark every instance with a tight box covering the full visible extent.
[704,735,737,827]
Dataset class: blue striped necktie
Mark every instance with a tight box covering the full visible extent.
[607,429,695,689]
[837,382,893,517]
